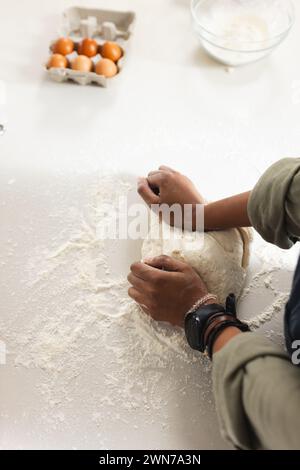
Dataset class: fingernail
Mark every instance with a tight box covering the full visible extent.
[142,257,152,263]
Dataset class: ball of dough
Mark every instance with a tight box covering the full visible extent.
[141,215,252,305]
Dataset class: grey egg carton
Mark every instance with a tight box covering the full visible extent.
[45,6,135,87]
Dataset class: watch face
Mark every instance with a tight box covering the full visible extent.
[185,316,202,351]
[184,304,225,353]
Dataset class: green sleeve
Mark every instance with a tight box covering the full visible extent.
[248,158,300,249]
[212,333,300,450]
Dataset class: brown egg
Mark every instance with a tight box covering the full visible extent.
[101,42,122,63]
[78,38,98,57]
[53,37,74,56]
[95,58,118,78]
[47,54,68,69]
[71,55,93,72]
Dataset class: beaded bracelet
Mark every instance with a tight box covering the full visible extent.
[185,294,219,318]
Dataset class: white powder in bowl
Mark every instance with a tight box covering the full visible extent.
[192,0,294,65]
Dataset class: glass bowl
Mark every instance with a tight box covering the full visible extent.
[191,0,295,66]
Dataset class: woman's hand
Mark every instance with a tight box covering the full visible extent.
[128,255,211,327]
[137,166,204,229]
[138,166,252,231]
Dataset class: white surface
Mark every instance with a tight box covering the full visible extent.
[0,0,300,450]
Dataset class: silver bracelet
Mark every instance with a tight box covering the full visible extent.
[185,294,218,318]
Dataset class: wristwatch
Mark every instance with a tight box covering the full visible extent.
[184,294,250,357]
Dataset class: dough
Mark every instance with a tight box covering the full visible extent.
[142,215,252,305]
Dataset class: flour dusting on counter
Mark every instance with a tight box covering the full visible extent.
[0,173,296,437]
[0,173,213,436]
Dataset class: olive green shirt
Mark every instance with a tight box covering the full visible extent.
[213,158,300,450]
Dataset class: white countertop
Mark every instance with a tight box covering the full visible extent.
[0,0,300,450]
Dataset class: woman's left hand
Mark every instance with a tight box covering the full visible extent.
[128,255,210,327]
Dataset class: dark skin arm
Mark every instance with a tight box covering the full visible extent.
[137,166,251,231]
[130,166,251,353]
[205,192,251,230]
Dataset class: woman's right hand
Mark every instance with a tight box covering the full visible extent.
[137,166,204,229]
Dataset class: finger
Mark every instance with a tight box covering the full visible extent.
[144,255,188,273]
[139,304,150,315]
[137,177,160,205]
[128,288,150,313]
[130,261,159,281]
[148,169,172,177]
[127,272,147,291]
[128,287,145,304]
[128,287,147,305]
[147,172,166,188]
[158,165,176,173]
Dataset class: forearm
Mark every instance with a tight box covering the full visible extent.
[202,158,300,243]
[204,191,251,230]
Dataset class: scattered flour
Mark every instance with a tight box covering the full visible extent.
[246,292,290,329]
[0,172,295,439]
[0,173,213,437]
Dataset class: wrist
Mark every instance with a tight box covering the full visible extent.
[186,293,219,318]
[185,294,250,359]
[203,203,211,231]
[191,202,207,231]
[184,293,250,357]
[204,298,218,306]
[181,294,219,328]
[205,315,250,358]
[212,326,242,354]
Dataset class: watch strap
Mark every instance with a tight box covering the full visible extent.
[184,294,250,355]
[206,318,250,359]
